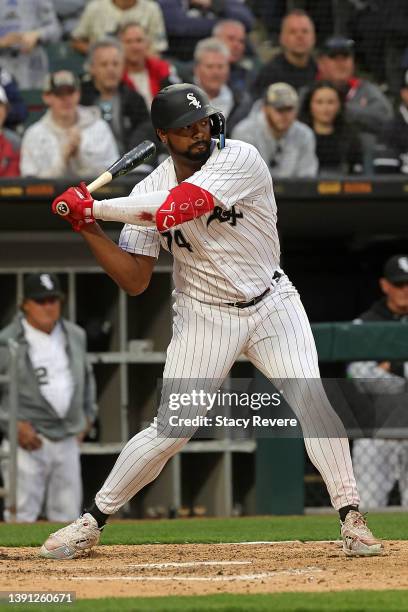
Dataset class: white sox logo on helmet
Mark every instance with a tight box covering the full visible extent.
[187,93,201,109]
[398,257,408,273]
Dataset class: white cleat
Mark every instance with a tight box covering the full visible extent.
[341,510,383,557]
[40,513,102,560]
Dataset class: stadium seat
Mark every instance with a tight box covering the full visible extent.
[46,42,85,76]
[20,89,46,127]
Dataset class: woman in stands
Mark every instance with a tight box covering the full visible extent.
[300,80,363,176]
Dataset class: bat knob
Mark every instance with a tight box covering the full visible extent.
[56,201,70,216]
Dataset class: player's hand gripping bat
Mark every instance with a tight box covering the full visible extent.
[52,141,156,229]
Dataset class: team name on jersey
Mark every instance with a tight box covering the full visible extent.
[207,205,243,227]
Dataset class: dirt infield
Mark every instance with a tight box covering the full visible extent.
[1,541,407,599]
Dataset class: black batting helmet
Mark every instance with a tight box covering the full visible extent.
[151,83,226,147]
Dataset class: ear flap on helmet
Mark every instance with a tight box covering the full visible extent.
[210,112,226,149]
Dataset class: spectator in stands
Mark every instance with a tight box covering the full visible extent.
[376,70,408,175]
[71,0,168,56]
[212,19,258,91]
[317,37,393,138]
[20,70,119,178]
[0,67,27,130]
[0,86,20,177]
[119,22,174,110]
[232,82,318,177]
[253,9,317,98]
[299,81,362,176]
[80,38,152,154]
[158,0,254,62]
[53,0,85,40]
[193,38,251,133]
[0,273,97,522]
[0,0,61,89]
[347,255,408,509]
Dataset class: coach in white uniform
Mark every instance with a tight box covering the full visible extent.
[0,273,97,522]
[41,84,381,558]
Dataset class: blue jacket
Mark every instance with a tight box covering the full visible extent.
[0,68,28,129]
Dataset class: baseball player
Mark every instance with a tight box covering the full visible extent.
[40,84,381,559]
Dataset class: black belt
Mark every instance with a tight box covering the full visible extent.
[227,271,282,308]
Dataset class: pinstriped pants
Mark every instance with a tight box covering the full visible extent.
[96,276,359,514]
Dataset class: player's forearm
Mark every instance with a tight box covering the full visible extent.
[53,183,217,233]
[79,223,152,295]
[93,192,169,226]
[94,184,216,232]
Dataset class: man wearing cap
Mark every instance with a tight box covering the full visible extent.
[317,36,393,137]
[232,81,318,177]
[0,85,20,177]
[347,255,408,509]
[20,70,119,179]
[0,273,97,522]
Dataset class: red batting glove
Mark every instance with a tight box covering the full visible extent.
[52,182,95,232]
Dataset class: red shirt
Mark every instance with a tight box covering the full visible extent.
[0,132,19,177]
[123,56,171,99]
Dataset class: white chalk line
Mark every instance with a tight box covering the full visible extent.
[223,540,342,546]
[126,561,252,568]
[55,567,322,583]
[136,540,341,547]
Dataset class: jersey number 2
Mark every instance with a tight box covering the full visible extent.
[162,230,193,253]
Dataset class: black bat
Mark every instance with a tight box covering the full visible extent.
[86,140,156,191]
[55,141,156,216]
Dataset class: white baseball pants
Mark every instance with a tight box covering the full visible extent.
[1,435,82,522]
[96,276,359,514]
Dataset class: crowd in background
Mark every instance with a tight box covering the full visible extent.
[1,0,408,178]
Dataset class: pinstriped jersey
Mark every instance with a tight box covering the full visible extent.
[119,139,281,304]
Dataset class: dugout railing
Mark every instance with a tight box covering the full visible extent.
[0,340,19,522]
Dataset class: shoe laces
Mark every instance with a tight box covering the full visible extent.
[344,511,373,536]
[52,514,99,540]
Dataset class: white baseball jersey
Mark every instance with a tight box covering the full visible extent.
[94,138,361,517]
[119,140,281,304]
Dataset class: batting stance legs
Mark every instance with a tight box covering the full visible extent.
[94,278,359,514]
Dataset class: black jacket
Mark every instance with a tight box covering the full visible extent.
[80,79,154,153]
[359,298,408,376]
[253,53,317,98]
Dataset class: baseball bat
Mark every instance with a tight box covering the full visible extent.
[55,140,156,216]
[87,140,156,192]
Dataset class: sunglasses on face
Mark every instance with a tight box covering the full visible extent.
[32,296,60,305]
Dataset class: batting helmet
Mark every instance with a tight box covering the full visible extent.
[151,83,226,148]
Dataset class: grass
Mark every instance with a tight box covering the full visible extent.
[0,513,407,547]
[2,513,408,611]
[3,591,408,612]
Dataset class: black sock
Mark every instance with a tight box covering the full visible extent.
[339,505,359,522]
[85,502,109,528]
